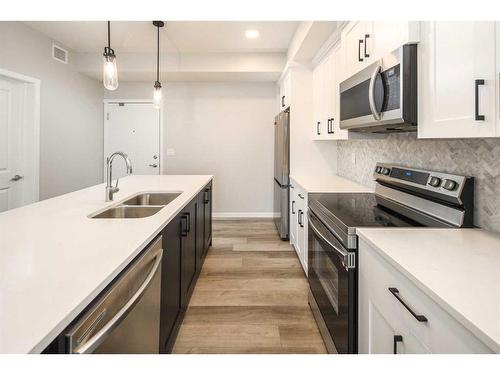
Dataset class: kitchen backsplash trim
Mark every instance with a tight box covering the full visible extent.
[337,133,500,233]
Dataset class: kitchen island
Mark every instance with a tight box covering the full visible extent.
[0,175,213,354]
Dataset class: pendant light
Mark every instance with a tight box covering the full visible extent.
[152,21,164,109]
[103,21,118,90]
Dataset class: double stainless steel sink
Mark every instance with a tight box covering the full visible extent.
[91,192,181,219]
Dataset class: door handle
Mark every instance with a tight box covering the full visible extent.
[299,210,304,228]
[364,34,370,58]
[297,209,302,226]
[393,335,403,354]
[369,65,382,120]
[282,95,285,108]
[149,164,158,168]
[317,121,321,135]
[10,174,24,181]
[475,79,485,121]
[204,189,210,204]
[292,201,296,214]
[389,287,428,322]
[358,39,364,62]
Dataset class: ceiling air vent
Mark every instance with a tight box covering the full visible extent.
[52,43,68,64]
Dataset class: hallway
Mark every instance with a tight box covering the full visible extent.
[172,219,326,353]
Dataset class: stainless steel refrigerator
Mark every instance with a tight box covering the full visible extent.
[273,109,290,240]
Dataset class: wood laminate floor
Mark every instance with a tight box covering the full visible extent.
[172,219,327,354]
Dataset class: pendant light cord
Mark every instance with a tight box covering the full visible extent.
[156,24,160,82]
[107,21,111,49]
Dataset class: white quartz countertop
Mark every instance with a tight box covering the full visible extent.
[0,174,213,354]
[356,228,500,353]
[290,174,372,193]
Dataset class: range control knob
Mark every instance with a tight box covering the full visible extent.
[442,179,457,191]
[428,176,442,187]
[375,166,382,173]
[381,168,390,175]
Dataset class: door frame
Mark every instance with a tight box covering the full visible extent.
[103,99,164,178]
[0,68,41,204]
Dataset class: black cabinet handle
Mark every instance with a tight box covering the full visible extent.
[389,287,428,322]
[298,209,302,226]
[358,39,364,62]
[317,121,321,135]
[327,118,335,134]
[298,210,304,228]
[475,79,485,121]
[281,95,285,108]
[364,34,370,58]
[185,212,191,233]
[181,214,189,237]
[204,189,209,204]
[292,201,296,214]
[393,335,403,354]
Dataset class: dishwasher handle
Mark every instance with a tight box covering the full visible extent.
[73,250,163,354]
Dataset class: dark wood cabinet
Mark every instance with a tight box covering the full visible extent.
[180,199,197,308]
[158,181,213,353]
[160,213,182,353]
[203,182,212,253]
[196,192,205,273]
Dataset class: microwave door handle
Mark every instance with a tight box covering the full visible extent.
[72,250,163,354]
[308,213,348,265]
[368,64,382,120]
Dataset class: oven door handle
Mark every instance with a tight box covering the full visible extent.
[308,213,348,266]
[368,64,382,121]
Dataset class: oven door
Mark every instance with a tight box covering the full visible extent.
[308,210,355,354]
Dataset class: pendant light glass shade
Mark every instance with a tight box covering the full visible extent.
[153,81,162,109]
[103,21,118,91]
[103,49,118,90]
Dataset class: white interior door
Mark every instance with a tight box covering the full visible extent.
[104,102,160,179]
[0,77,25,212]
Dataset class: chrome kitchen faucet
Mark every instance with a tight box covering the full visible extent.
[105,151,132,201]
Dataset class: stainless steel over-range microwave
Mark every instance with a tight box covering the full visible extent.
[339,44,417,133]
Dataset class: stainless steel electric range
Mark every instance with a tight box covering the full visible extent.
[307,163,474,354]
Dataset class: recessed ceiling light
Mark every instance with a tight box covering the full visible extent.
[245,30,260,39]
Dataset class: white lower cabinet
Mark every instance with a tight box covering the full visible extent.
[289,178,308,274]
[358,237,493,354]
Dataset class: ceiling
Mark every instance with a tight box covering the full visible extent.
[25,21,299,54]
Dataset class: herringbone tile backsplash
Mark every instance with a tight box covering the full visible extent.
[337,133,500,233]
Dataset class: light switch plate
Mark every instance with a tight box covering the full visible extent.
[166,148,175,156]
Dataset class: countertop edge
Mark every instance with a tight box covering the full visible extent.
[356,229,500,354]
[290,174,372,194]
[27,175,213,354]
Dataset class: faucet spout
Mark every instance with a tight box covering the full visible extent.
[105,151,132,202]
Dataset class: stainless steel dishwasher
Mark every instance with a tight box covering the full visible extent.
[64,236,163,354]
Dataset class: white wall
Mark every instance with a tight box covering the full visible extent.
[105,81,276,216]
[0,22,103,199]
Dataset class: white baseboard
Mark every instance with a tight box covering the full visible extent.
[213,212,278,220]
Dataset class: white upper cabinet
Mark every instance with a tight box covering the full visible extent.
[312,44,343,140]
[278,71,292,111]
[419,22,498,138]
[341,21,419,80]
[341,21,374,79]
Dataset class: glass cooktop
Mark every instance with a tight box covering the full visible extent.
[309,193,423,229]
